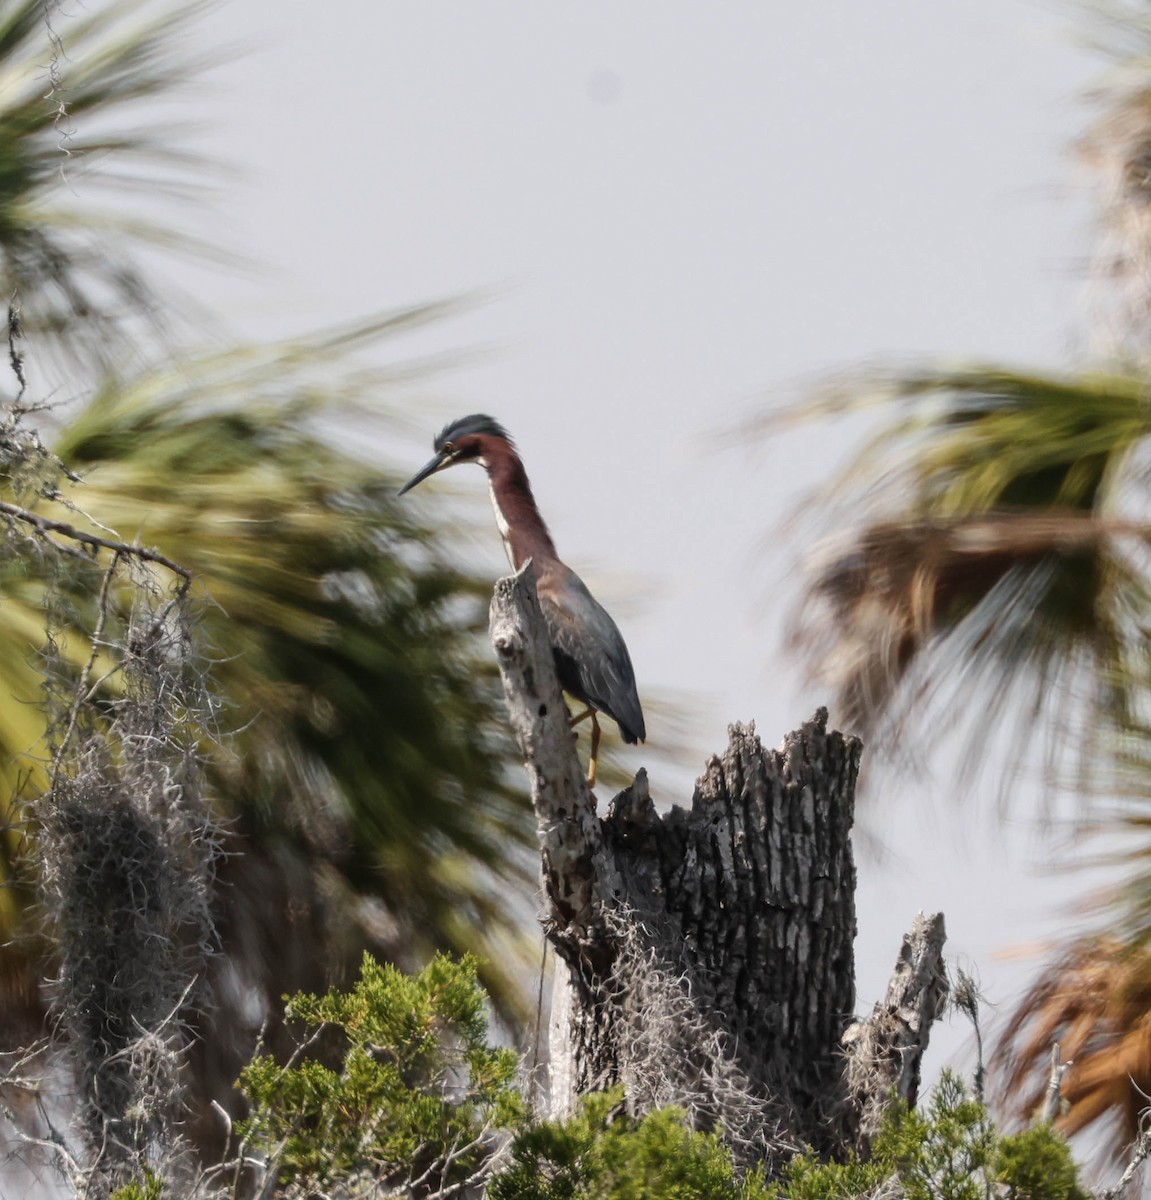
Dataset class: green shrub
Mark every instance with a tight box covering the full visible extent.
[237,951,524,1195]
[108,1172,164,1200]
[489,1088,769,1200]
[995,1124,1089,1200]
[775,1072,1086,1200]
[235,959,1086,1200]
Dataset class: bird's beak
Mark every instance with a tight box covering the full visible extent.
[398,450,450,496]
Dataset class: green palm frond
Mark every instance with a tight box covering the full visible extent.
[773,367,1151,785]
[769,364,1151,1146]
[0,0,547,1157]
[0,313,537,1020]
[779,365,1150,511]
[0,0,227,367]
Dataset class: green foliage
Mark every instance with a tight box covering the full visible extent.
[108,1172,164,1200]
[238,952,524,1195]
[239,955,765,1199]
[0,311,537,1019]
[772,1151,887,1200]
[995,1125,1089,1200]
[45,319,536,1003]
[238,965,1087,1200]
[490,1089,769,1200]
[0,0,226,367]
[0,0,538,1026]
[774,1072,1086,1200]
[876,1071,997,1200]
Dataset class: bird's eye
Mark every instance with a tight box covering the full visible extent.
[442,441,455,456]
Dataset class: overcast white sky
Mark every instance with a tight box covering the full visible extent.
[143,2,1115,1085]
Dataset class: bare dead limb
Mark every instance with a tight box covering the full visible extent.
[0,498,192,594]
[489,561,623,951]
[1041,1043,1069,1126]
[842,912,948,1154]
[1100,1115,1151,1200]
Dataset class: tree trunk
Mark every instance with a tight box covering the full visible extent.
[490,563,946,1162]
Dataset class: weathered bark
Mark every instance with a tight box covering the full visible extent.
[842,911,949,1154]
[490,563,945,1160]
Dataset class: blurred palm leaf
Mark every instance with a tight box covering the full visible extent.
[0,0,227,369]
[754,3,1151,1157]
[0,316,539,1151]
[0,0,541,1032]
[994,936,1151,1153]
[0,0,544,1162]
[776,366,1151,783]
[49,311,535,982]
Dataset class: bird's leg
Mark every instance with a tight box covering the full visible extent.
[586,712,601,789]
[568,706,594,728]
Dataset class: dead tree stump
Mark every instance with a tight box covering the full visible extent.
[490,563,946,1161]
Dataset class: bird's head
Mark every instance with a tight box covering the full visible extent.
[398,414,513,494]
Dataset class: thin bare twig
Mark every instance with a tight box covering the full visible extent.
[1100,1113,1151,1200]
[51,553,119,792]
[0,497,192,592]
[1041,1043,1069,1126]
[529,936,548,1110]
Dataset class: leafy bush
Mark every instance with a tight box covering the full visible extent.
[109,1173,164,1200]
[489,1088,769,1200]
[776,1072,1086,1200]
[237,952,524,1195]
[235,959,1085,1200]
[995,1124,1089,1200]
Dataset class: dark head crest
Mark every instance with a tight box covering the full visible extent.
[434,414,512,451]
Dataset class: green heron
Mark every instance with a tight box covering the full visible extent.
[400,414,645,787]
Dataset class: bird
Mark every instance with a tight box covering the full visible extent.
[399,414,645,787]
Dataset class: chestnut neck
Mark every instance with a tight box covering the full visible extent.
[478,435,559,570]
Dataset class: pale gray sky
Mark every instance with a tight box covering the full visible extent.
[156,1,1107,1087]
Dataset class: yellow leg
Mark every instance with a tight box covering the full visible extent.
[569,706,594,729]
[587,712,601,789]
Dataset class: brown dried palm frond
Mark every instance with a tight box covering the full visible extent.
[797,510,1149,739]
[993,934,1151,1154]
